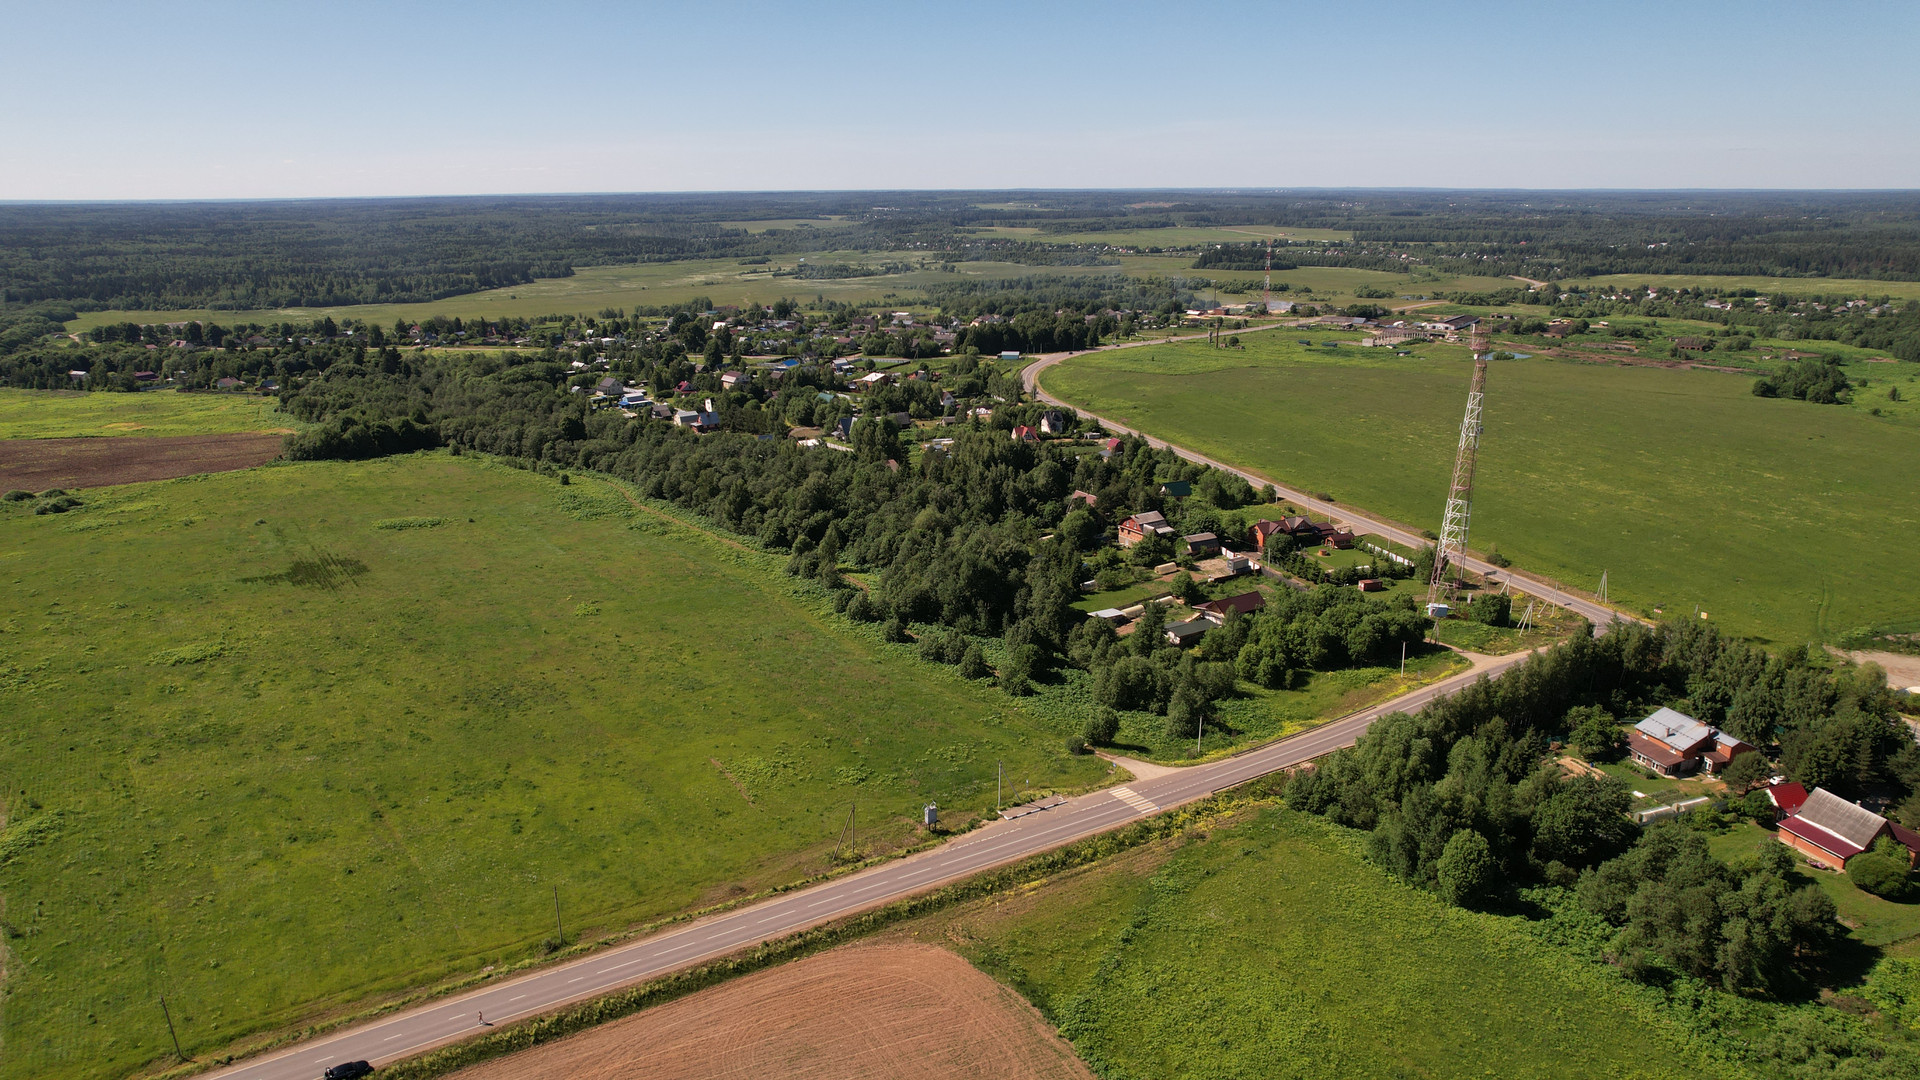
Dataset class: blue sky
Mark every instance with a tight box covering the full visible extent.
[2,0,1915,198]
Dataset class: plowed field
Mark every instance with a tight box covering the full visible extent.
[449,943,1094,1080]
[0,431,283,489]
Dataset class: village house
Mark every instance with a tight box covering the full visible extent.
[1100,437,1123,460]
[720,371,748,389]
[1776,787,1920,869]
[1194,591,1263,623]
[1249,519,1288,550]
[1040,410,1070,436]
[1627,707,1756,778]
[1117,511,1176,547]
[1011,425,1037,442]
[1067,489,1098,508]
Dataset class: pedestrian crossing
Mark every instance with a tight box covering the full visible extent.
[1110,786,1159,814]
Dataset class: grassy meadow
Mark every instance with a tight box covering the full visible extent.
[924,805,1732,1080]
[0,453,1106,1080]
[966,225,1355,245]
[1568,273,1920,302]
[1041,336,1920,647]
[59,256,1136,333]
[0,388,292,440]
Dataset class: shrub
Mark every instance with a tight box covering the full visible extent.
[1,490,30,502]
[1848,840,1914,899]
[1470,593,1511,627]
[1435,829,1496,908]
[1084,706,1121,746]
[957,644,990,680]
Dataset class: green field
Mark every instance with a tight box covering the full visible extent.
[1569,273,1920,302]
[930,806,1729,1079]
[715,217,854,233]
[60,256,1135,332]
[1041,337,1920,646]
[969,225,1355,245]
[0,388,291,440]
[0,453,1104,1080]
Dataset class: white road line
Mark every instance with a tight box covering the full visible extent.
[508,994,527,1002]
[384,1033,405,1041]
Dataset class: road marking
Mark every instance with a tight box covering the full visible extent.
[570,976,587,982]
[384,1033,405,1040]
[1110,786,1159,814]
[508,994,527,1001]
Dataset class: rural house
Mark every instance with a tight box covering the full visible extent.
[1249,519,1289,550]
[1067,489,1098,508]
[1117,511,1175,547]
[1627,707,1756,777]
[1040,410,1069,436]
[1011,425,1037,442]
[1776,787,1920,869]
[1194,592,1264,623]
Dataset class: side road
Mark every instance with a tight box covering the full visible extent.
[209,648,1526,1080]
[1018,340,1639,630]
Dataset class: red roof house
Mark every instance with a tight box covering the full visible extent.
[1765,782,1809,816]
[1777,787,1893,868]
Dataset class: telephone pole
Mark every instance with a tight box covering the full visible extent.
[160,996,186,1061]
[552,884,564,946]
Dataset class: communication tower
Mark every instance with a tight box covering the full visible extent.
[1263,239,1273,314]
[1426,327,1491,615]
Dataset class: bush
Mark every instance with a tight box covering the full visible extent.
[957,644,990,680]
[1470,593,1511,627]
[1,489,30,502]
[1435,829,1496,908]
[1084,706,1121,747]
[1849,840,1914,899]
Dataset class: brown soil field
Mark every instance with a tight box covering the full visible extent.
[449,943,1094,1080]
[0,432,284,490]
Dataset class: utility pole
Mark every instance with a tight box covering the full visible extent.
[997,761,1003,813]
[1196,711,1204,756]
[1401,640,1407,675]
[160,996,185,1061]
[552,884,564,946]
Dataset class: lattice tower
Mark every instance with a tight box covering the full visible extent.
[1427,329,1491,608]
[1263,239,1273,313]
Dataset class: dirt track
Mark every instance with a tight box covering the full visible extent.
[0,432,284,490]
[449,943,1094,1080]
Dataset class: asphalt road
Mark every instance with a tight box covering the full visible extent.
[210,649,1524,1080]
[1019,340,1643,631]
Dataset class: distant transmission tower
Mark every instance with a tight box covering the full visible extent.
[1263,238,1273,314]
[1426,328,1491,614]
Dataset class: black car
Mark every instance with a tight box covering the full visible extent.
[323,1063,373,1080]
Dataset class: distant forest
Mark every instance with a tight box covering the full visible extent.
[5,190,1920,310]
